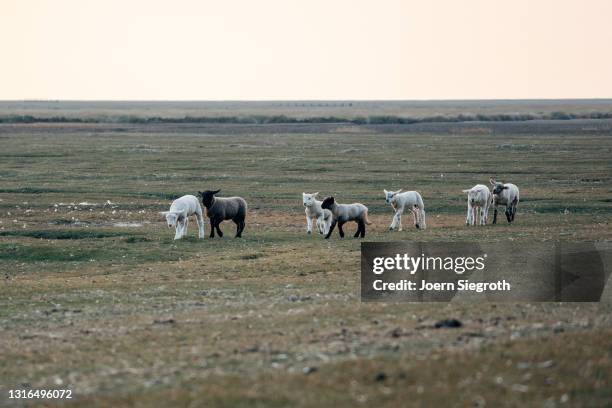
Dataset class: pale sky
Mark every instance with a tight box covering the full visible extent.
[2,0,611,100]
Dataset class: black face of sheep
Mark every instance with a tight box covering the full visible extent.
[321,196,335,210]
[198,189,221,209]
[492,184,508,195]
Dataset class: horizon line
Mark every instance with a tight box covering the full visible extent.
[2,98,612,103]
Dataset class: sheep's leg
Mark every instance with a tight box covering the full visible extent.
[389,212,397,230]
[215,220,224,237]
[209,218,215,238]
[316,215,324,234]
[505,205,512,223]
[511,198,518,221]
[492,205,498,224]
[337,221,346,238]
[318,215,328,234]
[234,218,244,238]
[306,215,313,234]
[183,217,189,237]
[174,223,182,240]
[466,202,472,225]
[355,220,365,238]
[196,213,205,239]
[325,219,337,239]
[412,208,421,229]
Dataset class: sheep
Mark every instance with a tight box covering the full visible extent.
[198,189,247,238]
[462,184,491,226]
[383,189,426,231]
[160,195,205,240]
[302,192,333,235]
[321,196,372,239]
[489,177,520,224]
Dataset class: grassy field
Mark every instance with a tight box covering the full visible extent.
[1,105,612,406]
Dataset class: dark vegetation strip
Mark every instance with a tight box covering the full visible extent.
[1,111,612,125]
[0,230,132,240]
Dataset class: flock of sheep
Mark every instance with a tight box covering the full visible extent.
[161,178,520,240]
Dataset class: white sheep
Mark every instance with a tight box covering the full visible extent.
[302,192,333,235]
[462,184,491,226]
[383,189,426,230]
[160,195,205,240]
[490,177,520,224]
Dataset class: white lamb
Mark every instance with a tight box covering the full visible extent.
[383,189,426,230]
[462,184,492,226]
[160,195,205,240]
[490,177,520,224]
[302,192,333,235]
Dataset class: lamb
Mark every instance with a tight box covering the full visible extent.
[489,177,520,224]
[302,192,333,235]
[321,196,372,239]
[198,189,247,238]
[462,184,491,226]
[160,195,205,240]
[383,189,426,231]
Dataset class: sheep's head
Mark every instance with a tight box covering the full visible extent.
[489,178,507,195]
[321,196,335,210]
[198,189,220,208]
[161,211,180,228]
[384,189,403,204]
[302,192,319,207]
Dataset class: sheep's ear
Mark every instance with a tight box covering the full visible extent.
[212,189,221,195]
[462,189,470,193]
[383,189,388,194]
[160,211,169,217]
[313,192,319,196]
[398,188,405,194]
[502,185,509,190]
[489,177,496,185]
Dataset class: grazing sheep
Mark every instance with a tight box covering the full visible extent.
[321,196,372,239]
[302,192,333,235]
[383,189,426,231]
[462,184,492,226]
[198,190,247,238]
[160,195,205,240]
[489,177,520,224]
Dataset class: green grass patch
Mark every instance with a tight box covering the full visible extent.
[0,243,99,262]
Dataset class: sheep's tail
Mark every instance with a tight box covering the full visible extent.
[364,209,373,225]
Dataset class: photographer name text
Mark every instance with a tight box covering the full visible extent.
[373,279,511,292]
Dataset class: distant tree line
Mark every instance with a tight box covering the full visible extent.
[1,111,611,125]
